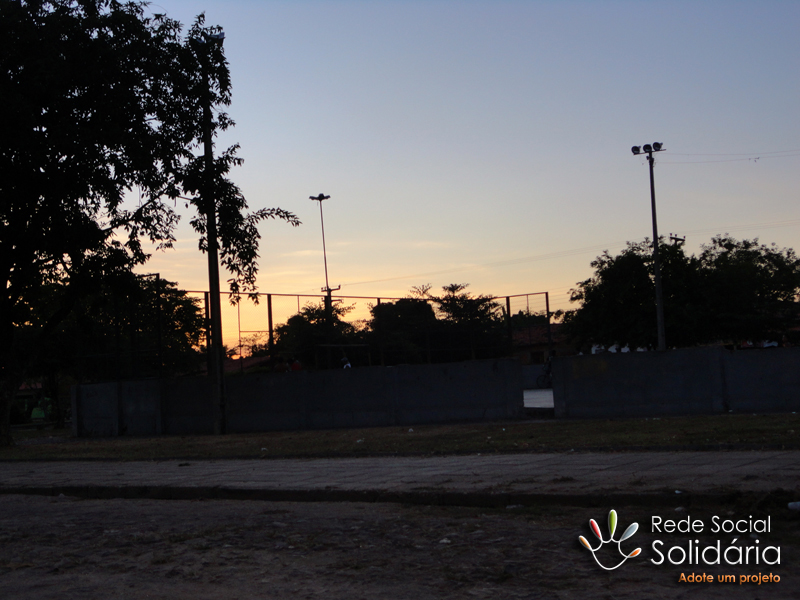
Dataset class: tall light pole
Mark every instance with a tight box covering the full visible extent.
[197,30,227,433]
[310,193,340,307]
[632,143,666,351]
[310,193,339,366]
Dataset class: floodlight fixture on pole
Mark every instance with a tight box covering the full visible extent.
[632,142,667,351]
[196,28,227,433]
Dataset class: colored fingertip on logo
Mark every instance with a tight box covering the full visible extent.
[578,509,641,571]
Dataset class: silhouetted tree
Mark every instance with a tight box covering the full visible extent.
[18,275,204,423]
[564,241,666,350]
[0,1,298,445]
[417,284,505,361]
[510,309,551,328]
[563,236,800,349]
[433,284,501,324]
[697,236,800,343]
[369,298,438,364]
[274,284,511,368]
[273,302,362,368]
[51,276,205,382]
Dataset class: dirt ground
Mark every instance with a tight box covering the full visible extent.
[1,495,798,599]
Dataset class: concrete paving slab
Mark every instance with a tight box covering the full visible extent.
[2,450,799,508]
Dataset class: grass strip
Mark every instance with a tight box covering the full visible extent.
[3,412,799,461]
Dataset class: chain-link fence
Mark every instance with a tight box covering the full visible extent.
[56,285,553,382]
[189,290,553,370]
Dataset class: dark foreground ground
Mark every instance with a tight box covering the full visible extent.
[1,494,798,600]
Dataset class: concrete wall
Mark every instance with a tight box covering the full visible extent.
[722,348,800,413]
[73,382,119,437]
[552,347,800,418]
[72,359,523,437]
[521,364,547,389]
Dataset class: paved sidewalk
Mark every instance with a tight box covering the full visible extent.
[2,451,799,504]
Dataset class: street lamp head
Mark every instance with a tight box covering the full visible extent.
[642,144,653,153]
[631,146,641,155]
[310,194,330,201]
[652,142,663,151]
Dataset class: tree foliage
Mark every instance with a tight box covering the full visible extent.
[697,236,800,342]
[432,283,502,326]
[563,236,800,349]
[510,309,552,328]
[269,284,509,368]
[273,301,361,368]
[425,283,505,360]
[0,0,298,445]
[369,298,438,365]
[33,275,205,384]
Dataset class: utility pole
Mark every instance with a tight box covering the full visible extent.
[198,30,227,433]
[632,143,666,351]
[669,233,686,246]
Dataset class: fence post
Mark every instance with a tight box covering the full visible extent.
[506,296,513,351]
[204,292,212,376]
[376,298,384,366]
[155,275,162,377]
[545,291,553,357]
[267,294,274,352]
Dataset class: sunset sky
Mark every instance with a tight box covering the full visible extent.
[136,0,800,341]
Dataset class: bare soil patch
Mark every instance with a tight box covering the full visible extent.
[1,494,798,599]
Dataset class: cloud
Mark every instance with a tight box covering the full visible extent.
[260,270,315,279]
[279,250,323,258]
[407,241,453,249]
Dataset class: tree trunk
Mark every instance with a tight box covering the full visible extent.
[0,321,18,447]
[0,385,15,447]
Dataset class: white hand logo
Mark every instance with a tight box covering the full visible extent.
[578,509,641,571]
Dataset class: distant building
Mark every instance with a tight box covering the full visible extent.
[511,323,573,364]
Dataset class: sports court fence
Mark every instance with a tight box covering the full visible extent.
[186,289,554,366]
[64,285,554,381]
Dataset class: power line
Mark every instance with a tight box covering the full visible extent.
[290,218,799,293]
[679,218,800,236]
[338,241,631,289]
[659,150,800,164]
[668,149,800,156]
[340,217,800,289]
[660,154,800,164]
